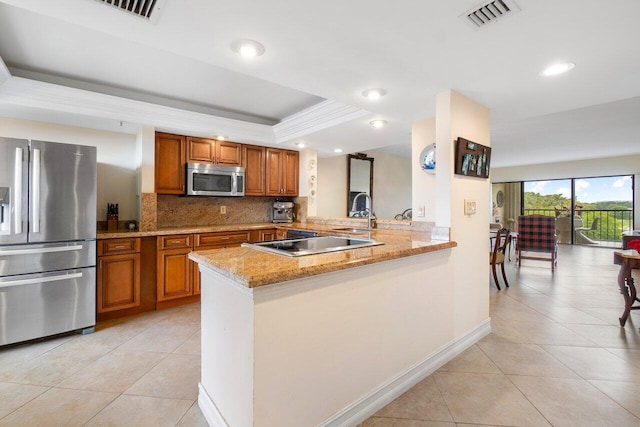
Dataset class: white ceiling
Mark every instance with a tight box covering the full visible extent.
[0,0,639,165]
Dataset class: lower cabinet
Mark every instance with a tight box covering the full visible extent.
[157,247,193,301]
[255,228,288,242]
[98,228,280,318]
[157,231,249,302]
[191,231,250,295]
[97,238,141,313]
[157,235,193,302]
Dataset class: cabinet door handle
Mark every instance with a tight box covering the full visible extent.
[99,259,102,269]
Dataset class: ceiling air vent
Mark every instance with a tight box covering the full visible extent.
[94,0,166,23]
[461,0,520,30]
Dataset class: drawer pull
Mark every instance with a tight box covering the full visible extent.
[114,245,126,249]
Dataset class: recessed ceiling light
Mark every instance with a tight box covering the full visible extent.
[296,142,305,148]
[217,135,227,141]
[539,62,575,77]
[334,148,343,153]
[370,119,387,128]
[362,88,387,100]
[231,39,265,58]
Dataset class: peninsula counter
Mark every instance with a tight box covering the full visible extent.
[190,231,487,426]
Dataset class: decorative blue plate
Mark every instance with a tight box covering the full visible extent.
[420,143,436,173]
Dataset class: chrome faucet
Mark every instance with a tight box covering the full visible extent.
[351,192,375,230]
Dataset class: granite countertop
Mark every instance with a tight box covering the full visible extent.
[189,229,456,288]
[96,220,407,239]
[97,223,291,239]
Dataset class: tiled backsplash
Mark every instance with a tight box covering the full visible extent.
[136,194,309,230]
[157,195,276,227]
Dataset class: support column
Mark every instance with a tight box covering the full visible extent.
[435,90,491,336]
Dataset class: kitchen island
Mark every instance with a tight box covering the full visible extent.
[190,229,486,426]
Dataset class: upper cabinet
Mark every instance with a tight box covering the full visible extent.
[266,148,299,196]
[155,132,186,194]
[242,145,266,196]
[186,137,242,166]
[154,132,298,197]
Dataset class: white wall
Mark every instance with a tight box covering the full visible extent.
[368,149,412,219]
[317,151,411,219]
[298,149,318,216]
[493,155,640,230]
[317,155,347,217]
[0,118,138,221]
[491,183,505,224]
[412,119,436,222]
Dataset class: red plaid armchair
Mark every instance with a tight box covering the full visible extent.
[516,215,558,270]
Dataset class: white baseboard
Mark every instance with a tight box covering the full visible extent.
[318,318,492,427]
[198,383,230,427]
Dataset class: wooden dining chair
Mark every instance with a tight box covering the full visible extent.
[490,228,511,290]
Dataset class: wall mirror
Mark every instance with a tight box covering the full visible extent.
[347,153,374,216]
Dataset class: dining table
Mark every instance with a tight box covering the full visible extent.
[613,250,640,328]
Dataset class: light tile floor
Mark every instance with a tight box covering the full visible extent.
[363,245,640,427]
[0,245,639,426]
[0,304,207,426]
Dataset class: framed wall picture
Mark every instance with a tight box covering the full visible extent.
[454,137,491,178]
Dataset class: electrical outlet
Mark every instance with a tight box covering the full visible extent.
[220,206,227,214]
[417,205,425,217]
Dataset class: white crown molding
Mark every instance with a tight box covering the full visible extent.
[0,77,276,143]
[0,75,373,146]
[273,99,371,143]
[0,56,11,88]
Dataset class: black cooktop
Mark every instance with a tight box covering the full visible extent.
[242,236,383,257]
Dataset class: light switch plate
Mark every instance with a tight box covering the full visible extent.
[464,199,477,215]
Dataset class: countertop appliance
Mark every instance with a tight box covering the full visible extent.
[273,201,294,223]
[0,137,97,346]
[186,163,245,197]
[242,236,383,257]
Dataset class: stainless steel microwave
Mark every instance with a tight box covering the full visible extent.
[186,163,245,196]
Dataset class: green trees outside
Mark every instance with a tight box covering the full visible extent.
[524,192,632,241]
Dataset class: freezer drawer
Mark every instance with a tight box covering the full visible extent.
[0,240,95,277]
[0,267,96,346]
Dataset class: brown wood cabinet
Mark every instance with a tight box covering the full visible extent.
[154,132,299,197]
[157,234,193,302]
[186,137,242,166]
[155,132,186,194]
[242,145,266,195]
[157,231,250,300]
[266,148,299,196]
[97,238,141,313]
[191,231,250,294]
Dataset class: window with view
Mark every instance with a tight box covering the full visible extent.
[523,176,633,247]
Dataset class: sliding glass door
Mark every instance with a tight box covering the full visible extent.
[522,176,634,247]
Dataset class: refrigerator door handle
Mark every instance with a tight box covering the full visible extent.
[0,272,83,289]
[14,147,23,234]
[32,148,41,233]
[0,244,84,256]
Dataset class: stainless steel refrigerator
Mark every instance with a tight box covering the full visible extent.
[0,137,97,346]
